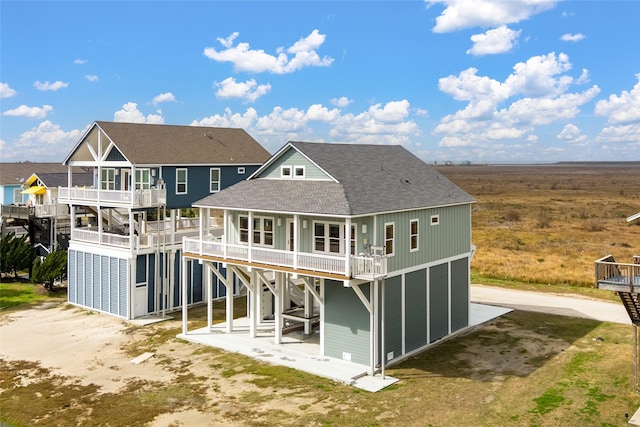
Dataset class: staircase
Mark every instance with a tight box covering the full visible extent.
[618,292,640,326]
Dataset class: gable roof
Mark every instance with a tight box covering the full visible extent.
[65,121,271,166]
[194,141,475,216]
[26,172,93,188]
[0,163,70,186]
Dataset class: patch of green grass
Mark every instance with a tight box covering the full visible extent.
[531,387,567,415]
[0,282,66,311]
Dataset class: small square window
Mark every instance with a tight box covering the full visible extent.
[237,167,245,174]
[294,166,305,178]
[281,166,292,178]
[431,215,440,226]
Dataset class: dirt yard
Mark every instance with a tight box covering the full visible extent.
[2,298,639,426]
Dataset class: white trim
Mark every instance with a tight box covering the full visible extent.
[384,222,395,256]
[409,218,419,252]
[281,165,292,178]
[209,167,221,193]
[176,168,188,194]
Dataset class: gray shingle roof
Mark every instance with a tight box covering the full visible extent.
[88,121,270,165]
[0,163,81,185]
[35,173,93,188]
[194,142,475,216]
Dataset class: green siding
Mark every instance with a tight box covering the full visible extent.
[260,148,330,180]
[382,275,402,361]
[376,203,472,273]
[324,279,370,365]
[405,269,428,352]
[429,263,449,342]
[450,257,469,332]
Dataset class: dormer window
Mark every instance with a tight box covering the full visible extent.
[281,166,292,178]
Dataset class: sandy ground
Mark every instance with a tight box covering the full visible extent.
[0,303,234,425]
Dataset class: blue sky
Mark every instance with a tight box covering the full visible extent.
[1,0,639,164]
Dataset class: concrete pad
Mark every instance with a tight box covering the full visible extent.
[177,303,508,392]
[629,406,640,425]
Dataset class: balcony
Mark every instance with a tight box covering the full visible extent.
[595,255,640,292]
[58,187,166,208]
[70,223,199,252]
[183,236,387,281]
[1,204,60,219]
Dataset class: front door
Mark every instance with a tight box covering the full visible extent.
[286,220,295,251]
[122,170,130,191]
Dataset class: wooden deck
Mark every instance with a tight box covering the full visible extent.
[595,255,640,292]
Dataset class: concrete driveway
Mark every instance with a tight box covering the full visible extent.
[471,284,630,325]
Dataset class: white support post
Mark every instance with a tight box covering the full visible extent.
[226,272,234,333]
[345,217,352,277]
[381,278,386,379]
[274,272,283,345]
[304,283,312,334]
[371,279,377,376]
[249,270,257,338]
[181,256,188,335]
[207,262,213,330]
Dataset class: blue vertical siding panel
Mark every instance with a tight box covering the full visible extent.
[119,258,127,318]
[77,253,85,305]
[193,261,203,303]
[450,258,469,332]
[429,263,449,343]
[101,256,109,313]
[174,251,181,307]
[405,269,428,352]
[382,276,403,361]
[68,250,77,304]
[91,254,102,310]
[109,258,118,316]
[148,254,156,312]
[324,279,371,366]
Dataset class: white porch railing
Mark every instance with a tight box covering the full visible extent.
[71,228,199,250]
[58,187,166,208]
[183,237,387,280]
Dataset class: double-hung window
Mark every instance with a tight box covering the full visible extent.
[410,219,419,252]
[12,188,22,204]
[135,169,151,190]
[239,216,249,243]
[101,168,116,190]
[210,168,220,193]
[176,168,187,194]
[385,222,395,256]
[253,217,274,246]
[314,221,343,254]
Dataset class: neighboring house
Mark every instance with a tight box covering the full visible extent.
[19,172,93,254]
[59,121,271,320]
[182,141,476,375]
[595,211,640,325]
[1,162,82,238]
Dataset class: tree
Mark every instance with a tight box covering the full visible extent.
[0,232,36,279]
[32,249,67,291]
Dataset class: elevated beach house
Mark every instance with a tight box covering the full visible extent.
[59,121,270,319]
[182,141,476,374]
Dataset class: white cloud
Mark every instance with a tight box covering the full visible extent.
[330,96,352,108]
[560,33,585,42]
[113,102,164,124]
[151,92,177,106]
[33,80,69,91]
[192,100,420,152]
[435,52,600,149]
[0,121,83,162]
[556,123,587,144]
[74,59,88,64]
[594,74,640,124]
[85,75,99,82]
[203,29,334,74]
[3,104,53,119]
[425,0,558,33]
[214,77,271,103]
[467,25,521,56]
[0,82,17,98]
[596,123,640,144]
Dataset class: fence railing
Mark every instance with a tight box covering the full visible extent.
[58,187,166,207]
[183,236,387,280]
[595,255,640,287]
